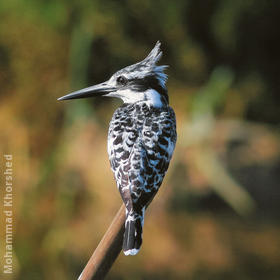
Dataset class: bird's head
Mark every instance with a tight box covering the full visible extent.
[58,41,168,107]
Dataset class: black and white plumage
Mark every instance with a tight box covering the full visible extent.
[108,102,176,255]
[58,41,177,256]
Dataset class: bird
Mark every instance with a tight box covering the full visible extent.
[58,41,177,256]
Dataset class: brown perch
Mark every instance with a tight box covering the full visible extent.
[78,204,126,280]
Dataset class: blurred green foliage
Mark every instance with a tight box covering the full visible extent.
[0,0,280,279]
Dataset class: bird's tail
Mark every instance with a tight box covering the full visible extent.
[123,210,145,256]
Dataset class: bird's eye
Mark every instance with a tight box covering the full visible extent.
[116,76,127,85]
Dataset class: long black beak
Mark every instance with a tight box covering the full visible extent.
[57,82,116,101]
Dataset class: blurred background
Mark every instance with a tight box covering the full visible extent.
[0,0,280,279]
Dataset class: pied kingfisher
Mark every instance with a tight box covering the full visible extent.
[58,41,177,256]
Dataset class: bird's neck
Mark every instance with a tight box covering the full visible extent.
[121,89,168,108]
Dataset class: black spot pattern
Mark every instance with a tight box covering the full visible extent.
[108,101,176,252]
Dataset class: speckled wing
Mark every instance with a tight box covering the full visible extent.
[108,103,176,213]
[129,107,176,213]
[107,104,138,211]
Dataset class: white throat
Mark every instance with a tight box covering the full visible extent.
[108,89,164,107]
